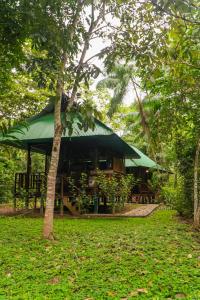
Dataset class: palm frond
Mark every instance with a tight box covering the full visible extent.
[97,78,119,89]
[108,81,129,116]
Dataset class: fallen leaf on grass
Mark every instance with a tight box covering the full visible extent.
[107,291,117,297]
[48,276,60,285]
[187,254,192,259]
[175,293,187,299]
[129,288,148,297]
[137,288,148,294]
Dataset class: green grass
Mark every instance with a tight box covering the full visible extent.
[0,210,200,300]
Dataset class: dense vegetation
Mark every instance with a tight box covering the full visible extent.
[1,2,200,298]
[0,210,200,299]
[0,0,200,232]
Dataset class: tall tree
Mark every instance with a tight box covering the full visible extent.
[97,64,156,156]
[43,1,110,239]
[138,18,200,222]
[101,0,200,224]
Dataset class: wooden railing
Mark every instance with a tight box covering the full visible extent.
[131,183,156,204]
[131,193,155,204]
[14,172,46,198]
[14,172,156,212]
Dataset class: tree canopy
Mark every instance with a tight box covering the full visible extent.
[1,0,200,231]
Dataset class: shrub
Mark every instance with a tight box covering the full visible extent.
[67,173,92,213]
[96,170,135,213]
[161,174,192,216]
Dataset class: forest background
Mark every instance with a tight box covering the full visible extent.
[0,0,200,230]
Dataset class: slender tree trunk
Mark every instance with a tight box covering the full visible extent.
[42,1,84,239]
[193,137,200,227]
[43,56,66,239]
[132,79,150,140]
[43,1,105,239]
[131,79,156,159]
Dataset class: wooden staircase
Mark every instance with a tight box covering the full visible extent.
[63,196,80,216]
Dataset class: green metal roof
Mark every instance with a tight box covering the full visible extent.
[0,112,139,158]
[2,113,113,141]
[125,145,163,170]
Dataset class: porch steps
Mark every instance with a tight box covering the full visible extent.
[63,196,80,216]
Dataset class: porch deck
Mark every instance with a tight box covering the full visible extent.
[13,172,157,215]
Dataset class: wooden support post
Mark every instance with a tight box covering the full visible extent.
[93,148,99,213]
[94,148,98,170]
[13,197,16,212]
[25,145,31,209]
[34,197,37,210]
[45,153,48,174]
[14,173,17,212]
[40,194,44,215]
[93,193,98,213]
[60,176,64,216]
[103,196,107,209]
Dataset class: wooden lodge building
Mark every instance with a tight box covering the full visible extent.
[0,98,162,215]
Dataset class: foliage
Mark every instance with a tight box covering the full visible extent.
[101,1,200,219]
[78,173,92,213]
[0,145,44,204]
[148,172,164,195]
[0,159,15,204]
[161,175,189,214]
[67,173,92,213]
[0,68,52,120]
[97,64,135,116]
[120,173,135,206]
[96,170,134,213]
[67,171,134,214]
[140,17,200,217]
[0,210,200,299]
[0,146,25,203]
[63,84,102,136]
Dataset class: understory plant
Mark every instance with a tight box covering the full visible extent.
[161,174,188,215]
[96,170,134,213]
[67,173,92,213]
[0,158,16,204]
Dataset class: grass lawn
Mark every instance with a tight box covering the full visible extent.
[0,210,200,300]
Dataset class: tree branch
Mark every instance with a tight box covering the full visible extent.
[68,0,106,107]
[151,0,200,25]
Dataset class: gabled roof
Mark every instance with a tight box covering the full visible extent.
[0,110,140,158]
[2,113,113,141]
[125,145,163,170]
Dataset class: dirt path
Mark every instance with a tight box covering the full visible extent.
[122,204,160,217]
[0,204,160,218]
[84,204,160,218]
[0,207,14,214]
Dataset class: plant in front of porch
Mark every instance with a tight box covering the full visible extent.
[67,173,92,214]
[96,170,135,213]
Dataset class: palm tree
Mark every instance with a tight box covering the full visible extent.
[97,64,155,157]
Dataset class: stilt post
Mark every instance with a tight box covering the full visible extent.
[93,148,99,213]
[40,194,44,215]
[45,153,48,174]
[60,175,64,216]
[25,145,31,209]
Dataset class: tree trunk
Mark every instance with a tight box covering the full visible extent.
[194,137,200,227]
[132,80,150,139]
[42,1,104,238]
[42,1,84,239]
[43,56,66,239]
[131,79,156,159]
